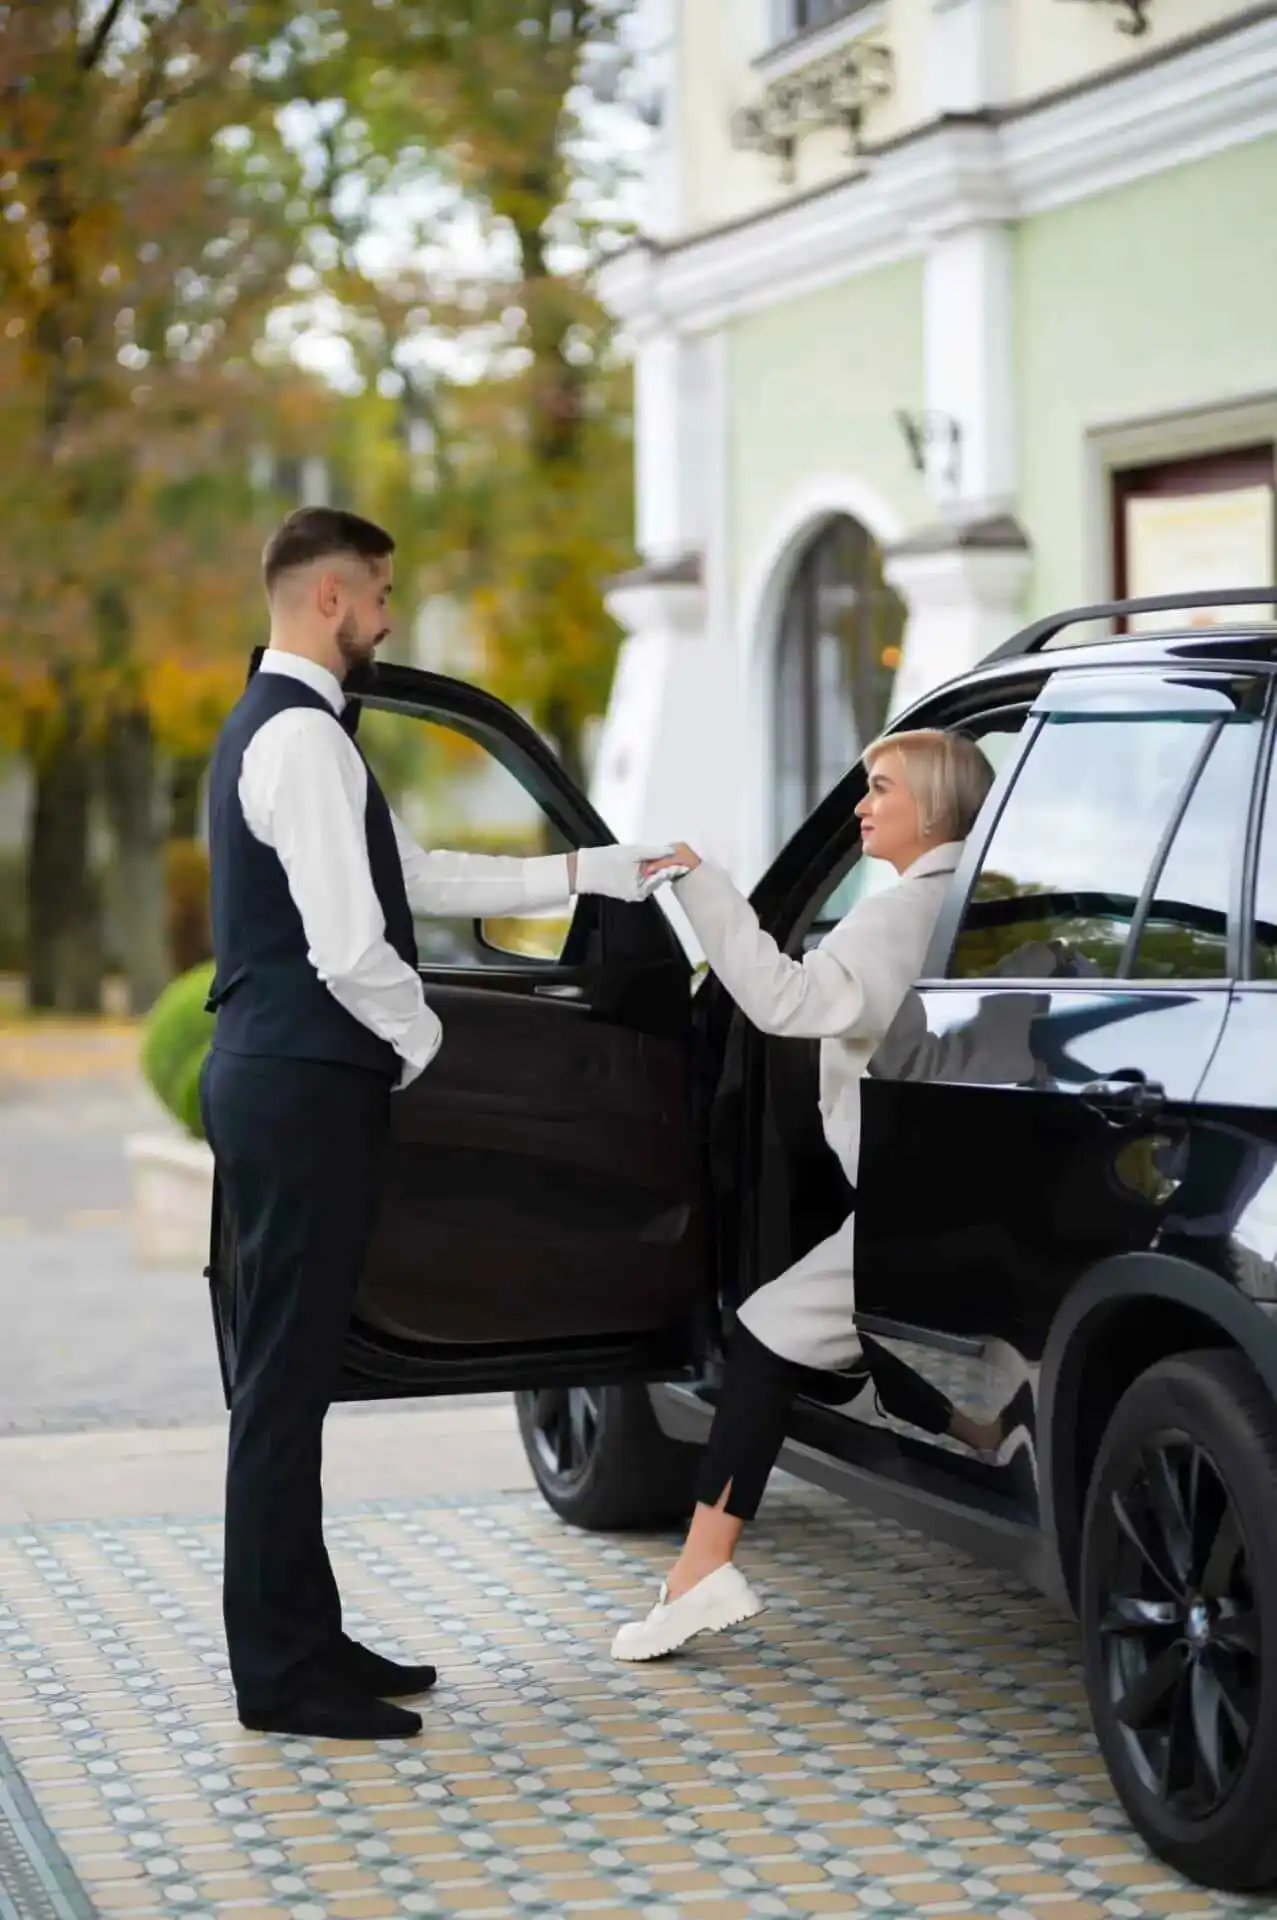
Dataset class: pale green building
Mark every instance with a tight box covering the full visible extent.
[592,0,1277,888]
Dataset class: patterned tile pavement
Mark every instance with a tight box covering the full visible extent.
[0,1486,1273,1920]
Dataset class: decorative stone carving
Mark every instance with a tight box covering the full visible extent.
[731,40,894,182]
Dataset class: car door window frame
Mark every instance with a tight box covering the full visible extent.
[1120,715,1227,978]
[924,670,1268,987]
[920,710,1043,980]
[1239,671,1277,981]
[353,664,688,974]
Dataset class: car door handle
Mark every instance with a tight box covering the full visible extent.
[1079,1075,1166,1121]
[533,982,585,1001]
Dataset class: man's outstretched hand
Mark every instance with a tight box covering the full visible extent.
[573,843,679,904]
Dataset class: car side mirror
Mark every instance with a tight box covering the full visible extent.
[474,914,572,964]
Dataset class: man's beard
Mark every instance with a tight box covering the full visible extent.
[335,611,385,688]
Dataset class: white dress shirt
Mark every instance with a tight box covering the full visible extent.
[239,650,573,1089]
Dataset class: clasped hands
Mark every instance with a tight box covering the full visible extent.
[569,842,702,905]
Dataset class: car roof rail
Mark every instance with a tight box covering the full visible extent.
[982,587,1277,665]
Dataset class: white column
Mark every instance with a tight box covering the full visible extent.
[886,529,1031,717]
[588,3,737,892]
[591,565,707,843]
[923,222,1016,518]
[633,329,709,564]
[928,0,1012,115]
[883,0,1027,701]
[590,326,738,897]
[909,0,1017,519]
[632,0,682,242]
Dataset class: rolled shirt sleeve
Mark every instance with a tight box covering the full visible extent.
[239,709,442,1089]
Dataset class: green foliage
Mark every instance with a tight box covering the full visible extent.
[301,0,641,782]
[141,962,215,1142]
[2,0,643,1008]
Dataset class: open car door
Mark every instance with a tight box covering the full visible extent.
[206,658,709,1405]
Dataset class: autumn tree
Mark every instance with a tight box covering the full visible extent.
[292,0,641,790]
[0,0,644,1012]
[0,0,329,1011]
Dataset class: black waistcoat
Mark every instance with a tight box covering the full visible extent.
[205,669,415,1078]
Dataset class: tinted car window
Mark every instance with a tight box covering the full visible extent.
[1129,716,1258,979]
[949,711,1218,980]
[358,707,573,964]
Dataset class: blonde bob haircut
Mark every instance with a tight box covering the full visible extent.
[863,728,995,844]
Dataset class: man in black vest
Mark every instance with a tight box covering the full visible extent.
[201,506,671,1739]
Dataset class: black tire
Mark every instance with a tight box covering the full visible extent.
[1080,1348,1277,1890]
[515,1382,701,1531]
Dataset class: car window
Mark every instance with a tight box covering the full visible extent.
[948,710,1224,981]
[808,720,1028,935]
[357,708,573,964]
[1253,746,1277,980]
[1128,716,1259,979]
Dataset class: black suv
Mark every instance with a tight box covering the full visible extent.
[209,589,1277,1892]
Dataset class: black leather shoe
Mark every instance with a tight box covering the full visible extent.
[239,1675,423,1740]
[334,1635,438,1700]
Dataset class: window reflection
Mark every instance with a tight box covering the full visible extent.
[1131,719,1258,979]
[950,711,1246,980]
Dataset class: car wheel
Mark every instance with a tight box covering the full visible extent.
[1080,1348,1277,1890]
[515,1383,701,1531]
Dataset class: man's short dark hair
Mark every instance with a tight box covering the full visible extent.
[262,507,395,594]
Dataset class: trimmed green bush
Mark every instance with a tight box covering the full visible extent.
[141,960,215,1142]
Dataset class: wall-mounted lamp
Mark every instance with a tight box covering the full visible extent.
[896,410,963,493]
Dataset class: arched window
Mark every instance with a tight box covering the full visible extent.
[773,515,906,846]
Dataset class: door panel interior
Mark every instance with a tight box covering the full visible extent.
[753,1034,851,1290]
[356,977,706,1345]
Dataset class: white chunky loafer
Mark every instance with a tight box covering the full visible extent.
[610,1563,764,1662]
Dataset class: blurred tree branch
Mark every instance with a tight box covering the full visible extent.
[0,0,330,1009]
[0,0,647,1006]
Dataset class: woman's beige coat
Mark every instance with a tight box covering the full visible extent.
[671,843,962,1371]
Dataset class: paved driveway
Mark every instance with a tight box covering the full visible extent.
[0,1027,1267,1920]
[0,1483,1263,1920]
[0,1036,228,1435]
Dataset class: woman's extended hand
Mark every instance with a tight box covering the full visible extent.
[640,842,701,885]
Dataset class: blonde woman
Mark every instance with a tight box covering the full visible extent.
[614,729,998,1662]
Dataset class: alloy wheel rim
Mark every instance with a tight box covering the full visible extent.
[1099,1434,1259,1819]
[525,1387,601,1490]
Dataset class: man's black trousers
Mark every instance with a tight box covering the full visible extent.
[200,1050,391,1712]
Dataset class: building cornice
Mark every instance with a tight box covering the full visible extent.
[600,7,1277,335]
[1003,6,1277,213]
